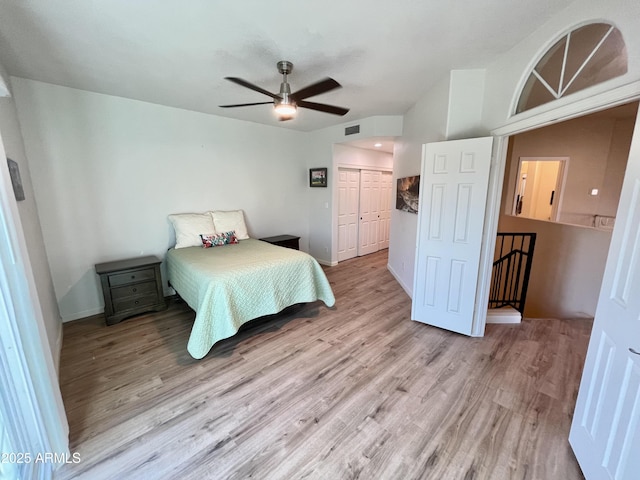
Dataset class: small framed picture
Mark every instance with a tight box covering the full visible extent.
[309,167,328,187]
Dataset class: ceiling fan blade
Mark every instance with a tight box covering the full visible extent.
[298,100,349,116]
[290,77,341,101]
[225,77,280,100]
[219,101,274,108]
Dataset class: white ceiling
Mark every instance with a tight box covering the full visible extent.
[0,0,576,132]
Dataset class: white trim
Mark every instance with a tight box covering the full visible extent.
[558,32,570,94]
[472,136,507,337]
[61,306,103,322]
[336,163,393,172]
[509,21,628,118]
[0,285,44,480]
[496,80,640,137]
[486,306,521,324]
[0,128,69,474]
[315,258,338,267]
[0,69,10,98]
[560,26,614,97]
[387,263,412,298]
[532,69,560,99]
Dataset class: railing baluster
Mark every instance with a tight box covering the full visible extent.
[489,232,536,315]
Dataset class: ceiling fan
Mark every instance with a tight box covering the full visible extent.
[219,61,349,121]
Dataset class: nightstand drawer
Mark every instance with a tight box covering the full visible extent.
[111,280,157,300]
[109,267,156,287]
[113,293,160,312]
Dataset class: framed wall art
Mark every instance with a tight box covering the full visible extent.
[309,167,328,187]
[396,175,420,214]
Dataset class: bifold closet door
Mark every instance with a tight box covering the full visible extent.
[337,168,360,262]
[378,171,392,250]
[358,170,381,256]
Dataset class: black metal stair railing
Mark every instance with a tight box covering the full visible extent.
[489,233,536,314]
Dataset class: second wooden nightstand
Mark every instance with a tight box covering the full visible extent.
[95,255,167,325]
[259,235,300,250]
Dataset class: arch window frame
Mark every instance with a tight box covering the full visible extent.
[515,22,628,115]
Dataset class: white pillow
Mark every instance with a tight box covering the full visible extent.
[168,213,217,249]
[210,210,249,240]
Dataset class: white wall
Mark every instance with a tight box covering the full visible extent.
[12,78,311,321]
[387,75,450,295]
[0,75,62,367]
[447,69,487,139]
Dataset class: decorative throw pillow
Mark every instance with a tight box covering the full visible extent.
[200,231,239,248]
[168,213,217,249]
[209,210,249,240]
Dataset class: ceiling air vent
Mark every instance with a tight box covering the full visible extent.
[345,125,360,136]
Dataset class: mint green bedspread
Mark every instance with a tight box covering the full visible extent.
[166,239,335,359]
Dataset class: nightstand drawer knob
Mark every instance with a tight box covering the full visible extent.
[131,275,136,279]
[135,300,139,305]
[132,287,137,292]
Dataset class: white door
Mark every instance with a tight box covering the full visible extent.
[337,168,360,262]
[412,137,493,335]
[358,170,381,256]
[569,110,640,480]
[378,171,392,249]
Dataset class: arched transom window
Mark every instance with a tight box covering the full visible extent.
[516,22,627,114]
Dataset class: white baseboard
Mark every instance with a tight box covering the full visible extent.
[387,263,412,299]
[316,258,338,267]
[62,306,103,322]
[486,306,521,324]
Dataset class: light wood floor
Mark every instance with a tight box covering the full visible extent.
[56,250,590,480]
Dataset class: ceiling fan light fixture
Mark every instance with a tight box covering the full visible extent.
[274,102,297,117]
[220,61,349,119]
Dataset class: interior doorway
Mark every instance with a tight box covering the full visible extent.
[514,157,567,222]
[497,101,639,320]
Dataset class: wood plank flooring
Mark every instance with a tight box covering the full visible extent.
[55,250,591,480]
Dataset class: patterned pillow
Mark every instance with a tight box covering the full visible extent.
[200,231,239,248]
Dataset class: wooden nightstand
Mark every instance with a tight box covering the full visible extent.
[95,255,167,325]
[259,235,300,250]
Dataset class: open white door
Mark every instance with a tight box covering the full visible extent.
[412,137,493,335]
[569,109,640,480]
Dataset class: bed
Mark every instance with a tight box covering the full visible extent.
[166,238,335,359]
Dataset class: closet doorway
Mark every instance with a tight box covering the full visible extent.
[337,168,392,262]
